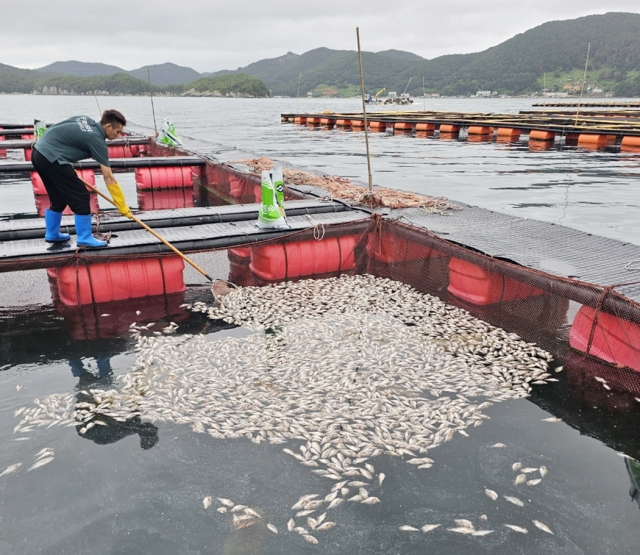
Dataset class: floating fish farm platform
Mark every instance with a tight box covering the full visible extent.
[280,109,640,150]
[1,122,639,383]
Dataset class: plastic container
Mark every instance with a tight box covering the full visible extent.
[294,117,307,125]
[54,256,186,306]
[569,305,640,372]
[31,169,95,195]
[370,121,386,131]
[335,119,351,127]
[394,122,414,131]
[416,123,435,131]
[134,166,194,190]
[439,124,459,133]
[447,258,544,306]
[250,236,357,281]
[107,145,133,158]
[496,128,521,142]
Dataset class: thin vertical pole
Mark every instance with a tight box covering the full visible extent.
[296,71,302,113]
[575,43,591,127]
[423,77,426,112]
[147,69,158,135]
[356,27,373,194]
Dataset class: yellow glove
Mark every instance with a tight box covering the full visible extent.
[106,182,132,219]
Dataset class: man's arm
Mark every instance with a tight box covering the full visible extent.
[100,164,118,186]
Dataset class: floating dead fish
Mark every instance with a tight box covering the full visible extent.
[421,524,440,533]
[316,521,336,532]
[0,463,21,477]
[303,535,318,544]
[448,527,475,534]
[522,467,538,474]
[361,496,380,504]
[485,489,498,501]
[287,518,296,532]
[541,417,562,423]
[203,496,212,509]
[504,496,524,507]
[266,523,278,534]
[27,456,54,471]
[399,525,419,532]
[533,520,554,535]
[512,462,522,472]
[471,530,494,536]
[539,466,548,477]
[491,443,506,448]
[218,498,234,507]
[217,507,227,513]
[526,479,542,486]
[515,474,527,486]
[504,524,528,534]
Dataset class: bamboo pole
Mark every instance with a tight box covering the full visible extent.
[575,43,591,127]
[147,69,158,136]
[356,27,373,194]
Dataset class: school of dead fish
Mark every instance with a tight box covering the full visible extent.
[7,274,566,544]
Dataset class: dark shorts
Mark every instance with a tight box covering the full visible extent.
[31,148,91,215]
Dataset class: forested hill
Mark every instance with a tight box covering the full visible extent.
[2,12,640,97]
[228,12,640,97]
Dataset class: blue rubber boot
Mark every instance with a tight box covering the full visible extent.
[44,209,70,243]
[74,214,108,248]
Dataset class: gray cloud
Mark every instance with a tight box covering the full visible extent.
[4,0,640,72]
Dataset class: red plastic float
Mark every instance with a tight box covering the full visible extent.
[335,119,351,127]
[351,119,365,128]
[529,130,555,141]
[250,236,357,281]
[496,128,521,142]
[34,194,99,217]
[135,166,194,190]
[416,123,435,132]
[54,256,186,306]
[306,117,320,126]
[447,258,544,306]
[439,124,460,134]
[366,229,444,264]
[577,134,616,149]
[569,306,640,372]
[294,116,307,125]
[137,189,194,211]
[31,168,96,195]
[0,128,5,158]
[468,126,493,135]
[369,121,386,132]
[394,122,414,131]
[621,136,640,152]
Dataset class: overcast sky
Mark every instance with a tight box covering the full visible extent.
[4,1,640,73]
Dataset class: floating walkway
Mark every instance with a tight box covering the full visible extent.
[280,109,640,150]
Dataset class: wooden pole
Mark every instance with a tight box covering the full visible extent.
[147,69,158,136]
[575,43,591,126]
[79,177,214,281]
[356,27,373,194]
[296,71,302,112]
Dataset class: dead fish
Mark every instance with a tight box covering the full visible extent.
[101,314,110,317]
[448,527,475,534]
[399,525,419,532]
[218,498,234,507]
[303,535,318,544]
[266,523,278,534]
[378,473,386,486]
[533,520,554,535]
[0,463,21,477]
[512,462,522,472]
[504,524,528,534]
[287,518,296,532]
[16,384,23,391]
[327,498,343,510]
[555,366,564,373]
[603,383,611,390]
[307,517,317,530]
[504,496,524,507]
[217,507,227,513]
[316,521,336,532]
[541,417,562,423]
[454,519,475,531]
[421,524,440,533]
[361,496,380,504]
[485,488,498,501]
[522,467,538,474]
[472,530,494,536]
[296,509,316,517]
[27,457,54,471]
[244,508,261,518]
[348,481,368,487]
[539,466,548,477]
[526,479,542,486]
[491,443,506,448]
[35,448,54,460]
[230,504,247,513]
[347,495,363,503]
[515,474,527,486]
[203,496,213,509]
[595,376,606,383]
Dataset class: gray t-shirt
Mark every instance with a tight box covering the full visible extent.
[34,115,109,167]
